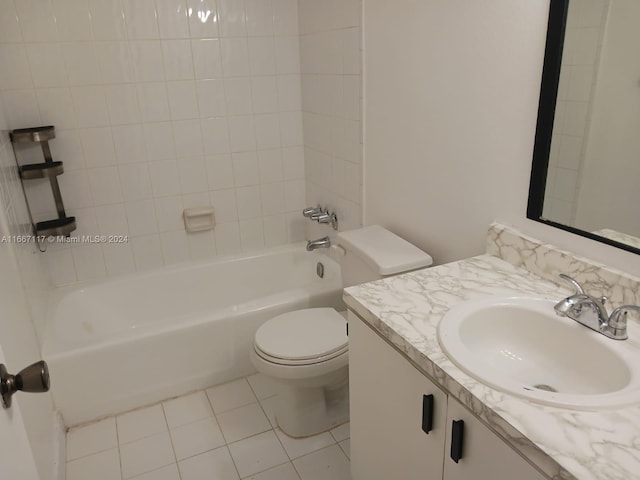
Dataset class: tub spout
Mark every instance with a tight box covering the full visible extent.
[306,236,331,251]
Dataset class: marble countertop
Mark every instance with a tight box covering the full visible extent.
[344,254,640,480]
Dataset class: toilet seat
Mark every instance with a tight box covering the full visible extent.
[254,308,348,366]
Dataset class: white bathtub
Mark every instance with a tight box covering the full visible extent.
[42,245,343,427]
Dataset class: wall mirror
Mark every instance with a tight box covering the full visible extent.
[528,0,640,255]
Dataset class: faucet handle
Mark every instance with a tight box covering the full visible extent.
[302,206,322,218]
[558,274,586,295]
[607,305,640,339]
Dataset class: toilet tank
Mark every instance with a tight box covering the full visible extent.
[335,225,433,288]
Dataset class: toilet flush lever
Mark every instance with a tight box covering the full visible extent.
[0,360,50,409]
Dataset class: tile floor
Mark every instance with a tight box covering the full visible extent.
[65,374,351,480]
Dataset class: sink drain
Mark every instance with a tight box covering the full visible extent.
[532,384,557,392]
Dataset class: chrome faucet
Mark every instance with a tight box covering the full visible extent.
[306,236,331,251]
[554,274,640,340]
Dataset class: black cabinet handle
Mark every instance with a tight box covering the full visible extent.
[421,394,434,434]
[450,419,464,463]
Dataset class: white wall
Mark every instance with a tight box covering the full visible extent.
[0,0,306,286]
[362,0,640,276]
[298,0,363,236]
[574,0,640,237]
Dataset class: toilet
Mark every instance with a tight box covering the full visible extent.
[250,225,433,437]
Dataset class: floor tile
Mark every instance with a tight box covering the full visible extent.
[66,448,121,480]
[206,378,258,413]
[67,417,118,461]
[245,462,301,480]
[258,395,278,427]
[117,404,167,445]
[163,391,213,428]
[217,402,272,443]
[275,429,335,460]
[130,464,180,480]
[293,445,350,480]
[329,422,350,442]
[119,431,176,479]
[170,417,226,460]
[338,439,350,459]
[246,373,280,400]
[228,430,289,478]
[178,447,240,480]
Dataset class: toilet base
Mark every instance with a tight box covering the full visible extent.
[275,378,349,438]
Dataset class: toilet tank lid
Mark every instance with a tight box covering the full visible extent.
[336,225,433,275]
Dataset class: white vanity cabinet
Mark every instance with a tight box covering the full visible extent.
[348,311,547,480]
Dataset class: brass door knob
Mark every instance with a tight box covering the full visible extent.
[1,360,50,409]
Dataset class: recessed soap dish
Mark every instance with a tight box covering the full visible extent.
[183,207,215,233]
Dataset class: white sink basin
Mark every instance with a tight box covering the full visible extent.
[437,296,640,409]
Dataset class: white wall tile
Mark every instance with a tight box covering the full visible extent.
[254,114,281,149]
[156,0,190,38]
[162,40,195,80]
[177,156,209,193]
[235,185,261,219]
[196,79,226,117]
[126,199,159,236]
[251,77,279,114]
[80,127,117,168]
[224,78,253,115]
[119,163,153,201]
[131,41,166,82]
[210,189,238,222]
[36,88,78,130]
[155,195,184,231]
[232,152,259,186]
[258,148,283,183]
[160,230,190,263]
[205,154,235,190]
[95,204,130,236]
[144,122,177,160]
[53,0,94,42]
[0,45,32,90]
[113,125,148,164]
[131,233,164,270]
[89,0,127,40]
[15,0,58,43]
[228,116,256,152]
[0,0,23,43]
[191,39,223,79]
[105,85,141,125]
[213,221,241,255]
[186,0,220,38]
[201,117,230,154]
[218,0,247,37]
[220,38,251,76]
[167,81,200,119]
[26,43,67,88]
[149,159,181,196]
[88,166,124,205]
[248,37,276,75]
[124,0,160,39]
[246,0,274,36]
[187,230,216,259]
[263,214,287,247]
[72,87,110,127]
[71,244,107,282]
[173,119,204,157]
[0,0,307,283]
[96,42,136,83]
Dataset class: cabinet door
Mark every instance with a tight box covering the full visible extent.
[443,396,546,480]
[349,311,447,480]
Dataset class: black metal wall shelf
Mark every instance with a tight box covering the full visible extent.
[10,125,76,240]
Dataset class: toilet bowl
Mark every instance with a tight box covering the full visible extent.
[250,308,349,437]
[250,225,433,438]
